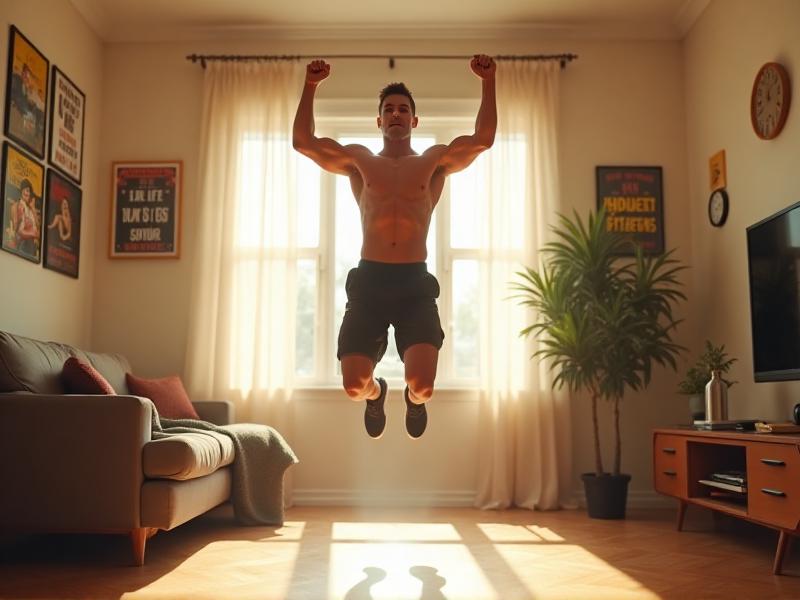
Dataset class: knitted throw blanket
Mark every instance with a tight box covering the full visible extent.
[151,410,298,526]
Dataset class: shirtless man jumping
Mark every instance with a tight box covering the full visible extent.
[293,55,496,439]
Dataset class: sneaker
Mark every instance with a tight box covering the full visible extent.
[404,386,427,439]
[364,377,388,439]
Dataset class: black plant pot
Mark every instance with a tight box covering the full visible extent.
[581,472,632,519]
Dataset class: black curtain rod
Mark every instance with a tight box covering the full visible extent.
[186,53,578,70]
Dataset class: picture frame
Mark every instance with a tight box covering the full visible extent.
[595,165,664,256]
[43,169,81,278]
[708,149,726,191]
[109,161,182,259]
[48,66,85,184]
[1,141,45,263]
[3,25,49,158]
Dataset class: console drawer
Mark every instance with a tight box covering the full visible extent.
[748,443,800,530]
[653,434,686,497]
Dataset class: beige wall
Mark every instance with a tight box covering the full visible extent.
[0,1,103,346]
[97,36,690,504]
[684,0,800,423]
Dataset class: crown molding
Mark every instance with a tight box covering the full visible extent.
[82,20,686,44]
[673,0,711,38]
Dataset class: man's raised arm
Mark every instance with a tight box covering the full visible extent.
[292,60,355,175]
[436,55,497,175]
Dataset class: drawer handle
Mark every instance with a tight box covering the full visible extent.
[760,458,786,467]
[662,470,677,477]
[761,488,787,497]
[662,447,676,454]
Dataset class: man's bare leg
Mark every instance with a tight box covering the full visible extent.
[341,354,380,401]
[341,354,388,439]
[402,343,439,438]
[403,343,439,403]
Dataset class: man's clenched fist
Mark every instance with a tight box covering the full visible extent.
[306,60,331,84]
[470,54,496,79]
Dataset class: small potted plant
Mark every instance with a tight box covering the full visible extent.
[677,340,737,421]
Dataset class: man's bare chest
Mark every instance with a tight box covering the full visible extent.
[354,156,440,197]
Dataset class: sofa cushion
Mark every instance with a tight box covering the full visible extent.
[84,350,131,396]
[142,431,235,481]
[0,331,73,394]
[62,357,116,394]
[0,330,133,396]
[126,373,200,419]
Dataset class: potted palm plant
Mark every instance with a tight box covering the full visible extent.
[512,209,687,519]
[677,340,737,421]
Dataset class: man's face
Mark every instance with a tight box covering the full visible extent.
[20,187,30,203]
[377,94,418,140]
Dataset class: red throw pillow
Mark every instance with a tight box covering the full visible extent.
[126,373,200,420]
[62,356,116,394]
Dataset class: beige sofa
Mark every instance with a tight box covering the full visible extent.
[0,330,237,565]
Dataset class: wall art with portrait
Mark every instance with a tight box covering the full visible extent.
[43,169,81,278]
[1,141,45,263]
[3,25,49,158]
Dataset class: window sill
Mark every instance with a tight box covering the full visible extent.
[292,385,480,402]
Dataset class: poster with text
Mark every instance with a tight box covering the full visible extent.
[3,25,48,158]
[1,141,44,263]
[110,161,181,258]
[595,166,664,255]
[43,169,81,278]
[48,66,85,184]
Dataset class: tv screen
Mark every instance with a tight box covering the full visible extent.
[747,200,800,382]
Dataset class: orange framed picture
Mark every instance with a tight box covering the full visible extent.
[709,149,726,191]
[109,161,182,259]
[3,25,49,159]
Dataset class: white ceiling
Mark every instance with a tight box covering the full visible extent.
[68,0,710,42]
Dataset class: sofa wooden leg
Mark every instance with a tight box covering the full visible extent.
[130,527,158,566]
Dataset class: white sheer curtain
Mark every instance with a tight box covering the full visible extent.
[475,60,574,510]
[184,61,304,481]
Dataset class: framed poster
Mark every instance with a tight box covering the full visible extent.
[48,66,85,184]
[43,169,81,278]
[3,25,49,158]
[595,166,664,255]
[110,161,182,259]
[1,141,45,263]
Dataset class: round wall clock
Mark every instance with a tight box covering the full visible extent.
[751,62,792,140]
[708,188,729,227]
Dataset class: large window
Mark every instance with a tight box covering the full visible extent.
[238,115,493,388]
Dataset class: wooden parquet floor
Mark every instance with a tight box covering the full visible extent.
[2,504,800,599]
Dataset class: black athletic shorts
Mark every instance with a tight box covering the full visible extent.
[337,259,445,363]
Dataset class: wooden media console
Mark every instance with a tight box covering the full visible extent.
[653,427,800,575]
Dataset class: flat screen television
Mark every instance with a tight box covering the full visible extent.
[747,200,800,382]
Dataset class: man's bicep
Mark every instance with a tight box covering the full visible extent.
[439,135,489,174]
[298,137,357,175]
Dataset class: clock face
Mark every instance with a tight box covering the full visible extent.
[708,189,729,227]
[751,63,792,140]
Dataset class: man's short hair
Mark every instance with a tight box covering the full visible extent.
[19,178,32,194]
[378,82,415,115]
